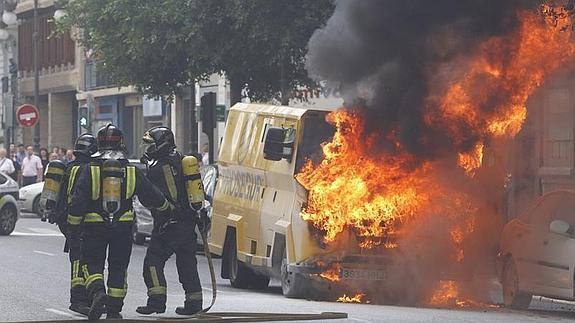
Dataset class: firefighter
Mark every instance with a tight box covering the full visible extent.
[43,133,98,316]
[67,124,171,321]
[136,126,208,316]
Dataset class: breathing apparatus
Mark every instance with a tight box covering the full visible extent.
[40,160,67,222]
[101,159,123,224]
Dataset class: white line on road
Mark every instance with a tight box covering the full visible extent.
[34,250,56,256]
[12,232,63,237]
[45,308,80,318]
[348,318,372,323]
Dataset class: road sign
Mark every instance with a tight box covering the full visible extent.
[16,104,39,127]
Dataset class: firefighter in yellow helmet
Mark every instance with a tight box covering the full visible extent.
[41,133,98,316]
[67,124,171,320]
[136,126,208,316]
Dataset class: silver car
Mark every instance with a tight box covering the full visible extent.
[132,164,218,245]
[0,172,22,235]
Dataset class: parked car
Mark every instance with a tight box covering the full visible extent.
[18,181,44,217]
[0,172,21,235]
[132,164,218,245]
[497,189,575,309]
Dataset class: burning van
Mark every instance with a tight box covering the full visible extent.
[208,103,421,302]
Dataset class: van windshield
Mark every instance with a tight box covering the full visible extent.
[296,112,336,173]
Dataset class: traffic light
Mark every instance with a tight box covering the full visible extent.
[201,92,216,164]
[201,92,216,135]
[79,105,89,130]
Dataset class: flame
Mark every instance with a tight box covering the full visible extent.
[319,263,341,282]
[296,7,575,251]
[337,293,368,303]
[428,281,499,308]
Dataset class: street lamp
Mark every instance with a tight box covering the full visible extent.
[1,11,15,26]
[53,9,66,21]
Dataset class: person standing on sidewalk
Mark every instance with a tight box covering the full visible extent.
[21,146,43,186]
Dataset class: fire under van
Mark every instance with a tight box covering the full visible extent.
[209,103,418,302]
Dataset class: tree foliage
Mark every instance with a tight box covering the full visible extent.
[60,0,334,102]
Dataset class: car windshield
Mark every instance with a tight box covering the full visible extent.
[295,111,335,173]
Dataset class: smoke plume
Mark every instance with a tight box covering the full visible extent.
[307,0,539,158]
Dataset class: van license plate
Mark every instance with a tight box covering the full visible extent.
[340,268,386,281]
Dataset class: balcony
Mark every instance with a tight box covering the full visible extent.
[84,60,116,91]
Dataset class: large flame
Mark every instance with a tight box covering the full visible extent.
[296,8,575,250]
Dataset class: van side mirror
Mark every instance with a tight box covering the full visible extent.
[550,219,572,235]
[263,126,295,161]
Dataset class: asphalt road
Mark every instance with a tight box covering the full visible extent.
[2,215,575,322]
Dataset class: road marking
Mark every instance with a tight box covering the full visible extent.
[12,232,63,237]
[33,250,55,256]
[29,227,60,234]
[348,318,371,323]
[203,287,228,294]
[45,308,80,318]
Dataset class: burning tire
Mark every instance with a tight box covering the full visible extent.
[502,258,531,310]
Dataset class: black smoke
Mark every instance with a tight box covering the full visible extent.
[307,0,541,158]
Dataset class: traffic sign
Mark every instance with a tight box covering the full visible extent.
[16,104,39,127]
[80,116,88,127]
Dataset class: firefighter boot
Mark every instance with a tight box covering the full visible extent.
[136,304,166,315]
[69,303,90,316]
[175,301,202,316]
[88,292,107,321]
[105,312,123,320]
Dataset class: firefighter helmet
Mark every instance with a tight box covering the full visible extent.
[73,133,98,157]
[95,124,128,159]
[142,126,176,162]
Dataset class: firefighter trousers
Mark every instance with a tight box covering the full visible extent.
[143,219,202,307]
[57,222,88,305]
[81,224,132,313]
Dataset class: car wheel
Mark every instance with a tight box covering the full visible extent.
[132,222,146,245]
[281,248,308,298]
[33,196,44,218]
[502,258,532,309]
[227,236,252,289]
[0,204,17,235]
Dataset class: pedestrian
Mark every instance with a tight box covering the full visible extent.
[9,144,21,182]
[49,152,59,161]
[21,146,43,186]
[39,147,50,170]
[46,134,99,316]
[137,126,208,316]
[0,148,15,177]
[65,148,76,165]
[201,144,209,165]
[16,144,26,165]
[67,124,171,320]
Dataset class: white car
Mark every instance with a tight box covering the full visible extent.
[0,172,22,235]
[497,189,575,309]
[18,181,44,217]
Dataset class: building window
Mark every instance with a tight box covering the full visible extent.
[18,12,75,73]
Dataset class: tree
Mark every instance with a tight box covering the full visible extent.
[60,0,334,103]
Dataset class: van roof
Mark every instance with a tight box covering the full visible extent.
[230,103,338,118]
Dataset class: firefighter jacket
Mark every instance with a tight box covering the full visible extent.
[147,152,198,223]
[67,159,170,229]
[54,155,91,225]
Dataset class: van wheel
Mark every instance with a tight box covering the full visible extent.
[249,271,270,290]
[502,258,531,310]
[281,249,308,298]
[0,205,17,235]
[227,238,252,289]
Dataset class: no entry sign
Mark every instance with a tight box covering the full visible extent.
[16,104,39,127]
